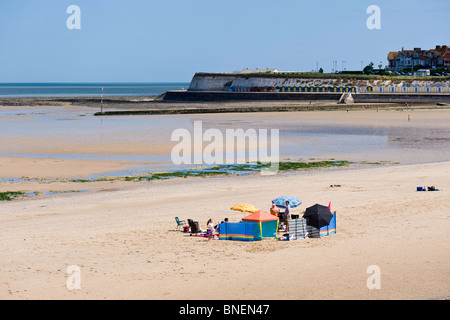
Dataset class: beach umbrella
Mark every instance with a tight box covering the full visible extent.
[231,203,259,213]
[303,204,333,229]
[272,196,302,209]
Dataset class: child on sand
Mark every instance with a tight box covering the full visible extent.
[207,219,215,240]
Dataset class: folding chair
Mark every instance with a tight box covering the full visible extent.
[175,217,187,231]
[187,219,201,234]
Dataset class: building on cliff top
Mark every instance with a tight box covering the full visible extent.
[387,45,449,71]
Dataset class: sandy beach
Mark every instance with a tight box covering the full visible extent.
[1,106,449,300]
[2,0,450,304]
[1,161,449,300]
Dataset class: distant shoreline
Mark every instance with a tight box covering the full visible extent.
[1,93,450,116]
[2,91,450,104]
[0,96,158,107]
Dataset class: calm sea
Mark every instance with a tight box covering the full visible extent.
[0,83,190,97]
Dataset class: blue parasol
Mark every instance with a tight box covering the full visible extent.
[272,196,302,209]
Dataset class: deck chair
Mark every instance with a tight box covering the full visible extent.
[188,219,201,234]
[175,217,187,231]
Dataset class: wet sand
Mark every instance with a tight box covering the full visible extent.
[0,156,147,180]
[2,105,450,169]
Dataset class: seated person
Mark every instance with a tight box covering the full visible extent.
[270,203,279,217]
[215,218,228,230]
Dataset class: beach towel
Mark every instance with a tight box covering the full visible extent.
[196,233,217,239]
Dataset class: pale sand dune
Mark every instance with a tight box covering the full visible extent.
[0,161,449,300]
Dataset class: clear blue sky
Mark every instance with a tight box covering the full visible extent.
[0,0,448,82]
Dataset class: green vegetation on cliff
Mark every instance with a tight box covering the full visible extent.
[195,72,450,82]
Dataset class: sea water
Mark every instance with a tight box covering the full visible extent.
[0,82,190,97]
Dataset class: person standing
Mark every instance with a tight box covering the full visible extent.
[283,201,291,232]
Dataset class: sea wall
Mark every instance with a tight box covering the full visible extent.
[162,91,342,101]
[352,93,450,103]
[161,91,450,103]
